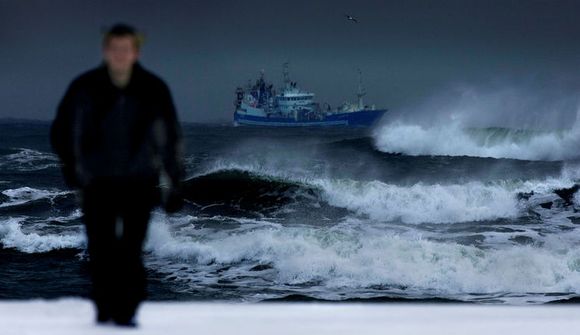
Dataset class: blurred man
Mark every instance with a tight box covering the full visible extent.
[51,23,183,327]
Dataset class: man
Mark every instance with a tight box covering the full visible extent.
[51,23,183,327]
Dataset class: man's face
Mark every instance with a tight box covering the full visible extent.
[103,36,139,74]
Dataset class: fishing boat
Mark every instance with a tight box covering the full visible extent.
[233,64,387,127]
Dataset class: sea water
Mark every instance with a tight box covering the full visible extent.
[1,121,579,304]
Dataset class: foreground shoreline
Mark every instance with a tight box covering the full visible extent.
[0,299,578,334]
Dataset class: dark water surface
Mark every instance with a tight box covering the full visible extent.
[1,121,579,304]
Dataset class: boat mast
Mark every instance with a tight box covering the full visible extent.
[357,68,366,110]
[283,62,291,90]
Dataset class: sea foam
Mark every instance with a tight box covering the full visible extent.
[143,215,580,300]
[373,120,580,161]
[0,217,84,253]
[198,162,577,224]
[316,179,520,224]
[0,148,59,171]
[0,187,70,208]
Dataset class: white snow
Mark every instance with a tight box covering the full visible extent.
[0,299,578,335]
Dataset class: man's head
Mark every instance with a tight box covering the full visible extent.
[102,24,142,75]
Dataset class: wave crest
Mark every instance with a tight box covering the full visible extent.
[0,218,84,253]
[373,122,580,161]
[144,215,580,302]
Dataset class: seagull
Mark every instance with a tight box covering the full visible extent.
[345,14,358,23]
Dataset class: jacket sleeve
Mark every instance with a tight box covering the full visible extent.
[50,83,80,188]
[159,83,185,189]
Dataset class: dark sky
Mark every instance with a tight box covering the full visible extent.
[2,0,580,125]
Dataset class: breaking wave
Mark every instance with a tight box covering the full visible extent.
[0,148,59,171]
[184,165,578,224]
[2,164,578,303]
[0,217,84,253]
[144,214,580,303]
[373,122,580,161]
[0,187,71,208]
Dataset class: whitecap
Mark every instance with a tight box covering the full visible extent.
[0,148,59,171]
[0,187,71,208]
[373,120,580,161]
[0,217,85,253]
[143,215,580,300]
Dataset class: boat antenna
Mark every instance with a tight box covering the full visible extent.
[357,68,366,109]
[283,62,291,90]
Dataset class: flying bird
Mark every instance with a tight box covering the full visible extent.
[344,14,358,23]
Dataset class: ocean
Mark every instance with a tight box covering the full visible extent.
[0,120,579,304]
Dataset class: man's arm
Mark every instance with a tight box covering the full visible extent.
[160,84,184,185]
[50,83,80,188]
[157,83,185,212]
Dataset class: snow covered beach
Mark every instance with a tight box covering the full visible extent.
[1,299,579,335]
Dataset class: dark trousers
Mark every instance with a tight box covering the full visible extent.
[81,180,157,321]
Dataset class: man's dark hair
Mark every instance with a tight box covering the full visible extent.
[102,23,143,50]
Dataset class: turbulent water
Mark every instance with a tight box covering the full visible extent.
[1,121,579,304]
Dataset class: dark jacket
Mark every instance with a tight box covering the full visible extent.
[51,62,184,192]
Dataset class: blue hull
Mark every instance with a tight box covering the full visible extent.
[234,109,387,127]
